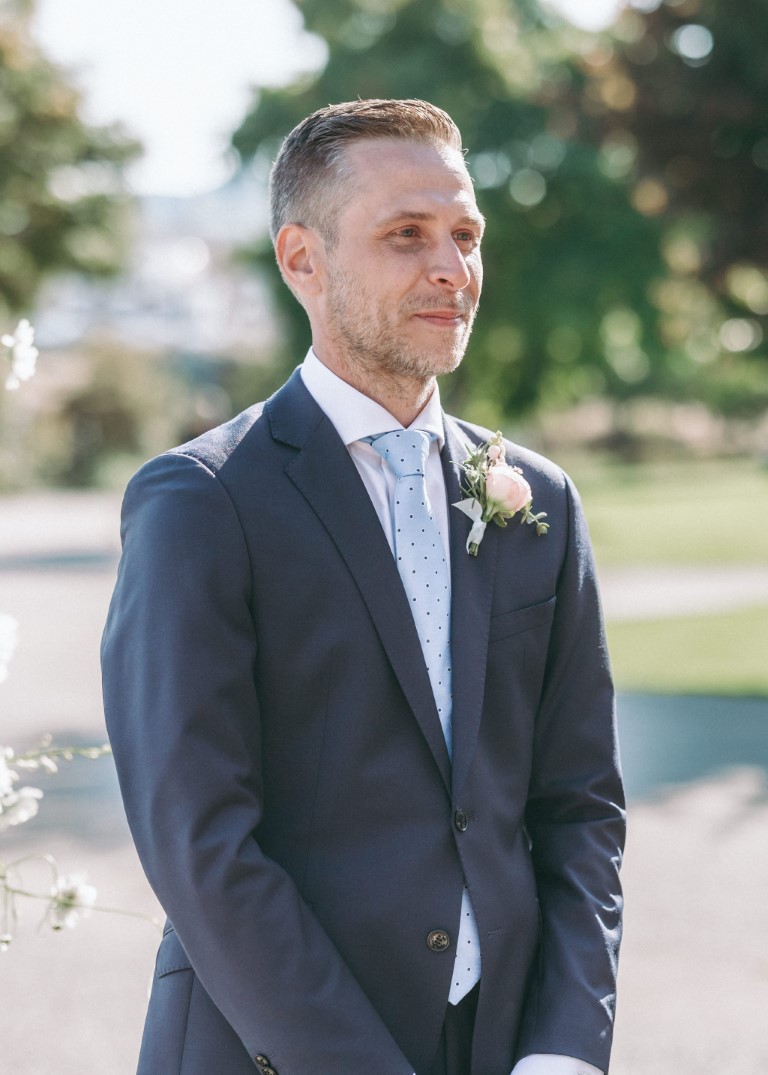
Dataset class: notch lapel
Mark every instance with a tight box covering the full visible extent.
[442,415,498,799]
[266,373,451,792]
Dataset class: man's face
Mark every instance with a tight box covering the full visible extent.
[320,137,484,382]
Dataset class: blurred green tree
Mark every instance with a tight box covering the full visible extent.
[599,0,768,282]
[578,0,768,417]
[232,0,670,426]
[0,0,140,320]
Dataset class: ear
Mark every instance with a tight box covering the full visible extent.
[275,224,326,299]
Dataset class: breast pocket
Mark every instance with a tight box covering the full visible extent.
[488,596,556,644]
[485,597,557,727]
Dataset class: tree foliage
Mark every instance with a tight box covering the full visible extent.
[0,0,140,319]
[600,0,768,282]
[232,0,768,423]
[577,0,768,416]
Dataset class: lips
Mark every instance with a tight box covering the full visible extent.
[413,307,468,325]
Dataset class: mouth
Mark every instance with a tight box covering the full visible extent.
[413,309,468,327]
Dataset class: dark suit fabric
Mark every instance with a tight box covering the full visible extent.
[429,983,480,1075]
[102,369,625,1075]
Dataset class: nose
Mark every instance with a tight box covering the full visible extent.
[427,237,472,291]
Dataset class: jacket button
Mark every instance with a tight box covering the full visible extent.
[427,929,451,952]
[255,1062,277,1075]
[454,809,468,832]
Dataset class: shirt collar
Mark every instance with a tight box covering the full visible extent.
[300,348,445,448]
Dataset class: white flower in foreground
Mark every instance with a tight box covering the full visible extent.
[0,784,44,832]
[0,750,16,797]
[0,746,45,831]
[2,319,39,390]
[49,874,98,930]
[0,614,18,683]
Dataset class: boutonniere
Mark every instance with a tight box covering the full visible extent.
[453,431,549,556]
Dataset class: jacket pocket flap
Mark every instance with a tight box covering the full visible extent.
[488,596,556,643]
[156,926,193,978]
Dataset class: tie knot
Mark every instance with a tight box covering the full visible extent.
[368,430,431,480]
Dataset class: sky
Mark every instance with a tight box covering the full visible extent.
[32,0,627,198]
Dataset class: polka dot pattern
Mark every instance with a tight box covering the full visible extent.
[367,429,481,1004]
[449,885,481,1006]
[368,431,453,753]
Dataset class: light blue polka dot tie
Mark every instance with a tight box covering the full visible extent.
[368,429,481,1004]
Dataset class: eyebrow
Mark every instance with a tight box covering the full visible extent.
[376,209,486,231]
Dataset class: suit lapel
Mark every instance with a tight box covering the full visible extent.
[266,372,451,791]
[442,415,498,799]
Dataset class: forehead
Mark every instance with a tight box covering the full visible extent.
[338,138,481,226]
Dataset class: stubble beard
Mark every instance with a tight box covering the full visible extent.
[325,263,477,386]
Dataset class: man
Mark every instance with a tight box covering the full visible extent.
[102,99,624,1075]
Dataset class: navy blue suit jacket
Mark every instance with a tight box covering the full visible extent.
[102,370,625,1075]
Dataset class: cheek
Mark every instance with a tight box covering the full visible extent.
[470,254,483,294]
[364,256,418,295]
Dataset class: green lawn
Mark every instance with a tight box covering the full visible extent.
[555,456,768,695]
[564,457,768,566]
[606,604,768,696]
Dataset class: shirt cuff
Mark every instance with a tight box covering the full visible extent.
[511,1055,603,1075]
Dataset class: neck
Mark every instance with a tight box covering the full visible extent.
[314,349,436,427]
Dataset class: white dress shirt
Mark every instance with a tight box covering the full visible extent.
[301,348,450,558]
[300,349,603,1075]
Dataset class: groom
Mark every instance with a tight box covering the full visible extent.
[102,99,624,1075]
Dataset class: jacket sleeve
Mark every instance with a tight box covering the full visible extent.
[101,451,415,1075]
[516,474,626,1073]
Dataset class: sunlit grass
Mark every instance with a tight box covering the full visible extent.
[549,456,768,694]
[562,457,768,566]
[607,604,768,696]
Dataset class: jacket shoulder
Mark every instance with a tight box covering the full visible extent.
[118,403,267,528]
[169,402,267,475]
[124,402,265,491]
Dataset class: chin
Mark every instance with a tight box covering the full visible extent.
[391,337,469,380]
[428,343,469,375]
[391,352,465,382]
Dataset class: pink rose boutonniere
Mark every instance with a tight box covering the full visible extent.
[453,431,549,556]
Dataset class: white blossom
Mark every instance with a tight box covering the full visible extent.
[0,743,45,832]
[3,319,39,390]
[0,784,44,832]
[0,614,18,684]
[0,751,16,797]
[49,874,98,930]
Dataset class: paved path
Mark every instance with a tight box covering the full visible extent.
[599,563,768,622]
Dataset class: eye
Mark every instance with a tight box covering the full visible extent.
[396,226,419,238]
[454,230,479,246]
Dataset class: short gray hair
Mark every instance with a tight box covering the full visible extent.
[269,98,464,246]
